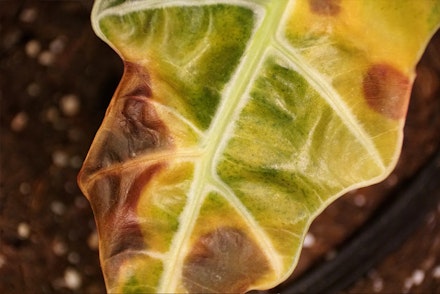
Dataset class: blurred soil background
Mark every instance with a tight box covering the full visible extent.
[0,1,439,293]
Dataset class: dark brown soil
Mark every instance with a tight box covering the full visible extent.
[1,1,439,293]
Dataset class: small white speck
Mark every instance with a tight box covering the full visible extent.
[404,277,413,291]
[0,254,6,269]
[51,201,66,215]
[64,268,82,290]
[354,194,366,207]
[20,8,38,23]
[432,265,440,279]
[87,231,99,250]
[60,94,80,117]
[348,189,358,195]
[412,269,425,286]
[52,150,69,167]
[373,278,383,292]
[25,40,41,58]
[11,112,28,132]
[17,222,30,239]
[303,233,316,248]
[368,271,384,293]
[19,182,31,195]
[38,50,55,66]
[404,269,426,291]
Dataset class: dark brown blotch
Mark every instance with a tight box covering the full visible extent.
[123,61,153,98]
[86,163,164,265]
[121,98,169,157]
[182,227,270,293]
[105,164,164,258]
[77,61,172,181]
[309,0,341,16]
[363,63,411,120]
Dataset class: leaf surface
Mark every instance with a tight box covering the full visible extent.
[79,0,440,292]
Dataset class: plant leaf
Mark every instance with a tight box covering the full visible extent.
[78,0,440,292]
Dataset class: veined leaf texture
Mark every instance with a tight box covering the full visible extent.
[78,0,440,292]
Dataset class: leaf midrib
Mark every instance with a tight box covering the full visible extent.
[159,1,289,292]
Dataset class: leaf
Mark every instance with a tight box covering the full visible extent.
[78,0,440,292]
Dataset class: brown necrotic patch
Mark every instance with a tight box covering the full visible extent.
[77,61,173,184]
[118,61,171,159]
[182,227,270,293]
[123,61,153,98]
[363,63,411,120]
[102,164,164,258]
[309,0,341,16]
[121,97,169,157]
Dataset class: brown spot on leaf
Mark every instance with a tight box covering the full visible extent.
[86,163,165,289]
[363,63,411,120]
[105,164,164,257]
[123,61,153,98]
[77,61,173,186]
[84,163,164,270]
[88,172,121,215]
[182,227,270,293]
[121,97,168,157]
[309,0,341,16]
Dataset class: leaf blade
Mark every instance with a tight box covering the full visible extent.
[79,0,440,292]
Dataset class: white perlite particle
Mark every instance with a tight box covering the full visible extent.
[87,231,99,250]
[50,201,66,215]
[52,150,69,167]
[368,270,384,293]
[38,50,55,66]
[433,265,440,279]
[372,277,383,293]
[404,269,426,290]
[60,94,80,117]
[17,222,30,239]
[412,269,425,286]
[303,233,316,248]
[64,268,82,290]
[25,40,41,58]
[354,194,366,207]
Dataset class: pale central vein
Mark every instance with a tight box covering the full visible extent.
[159,2,289,292]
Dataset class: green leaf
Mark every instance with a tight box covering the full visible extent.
[78,0,440,292]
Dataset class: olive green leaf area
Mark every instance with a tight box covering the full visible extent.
[78,0,440,293]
